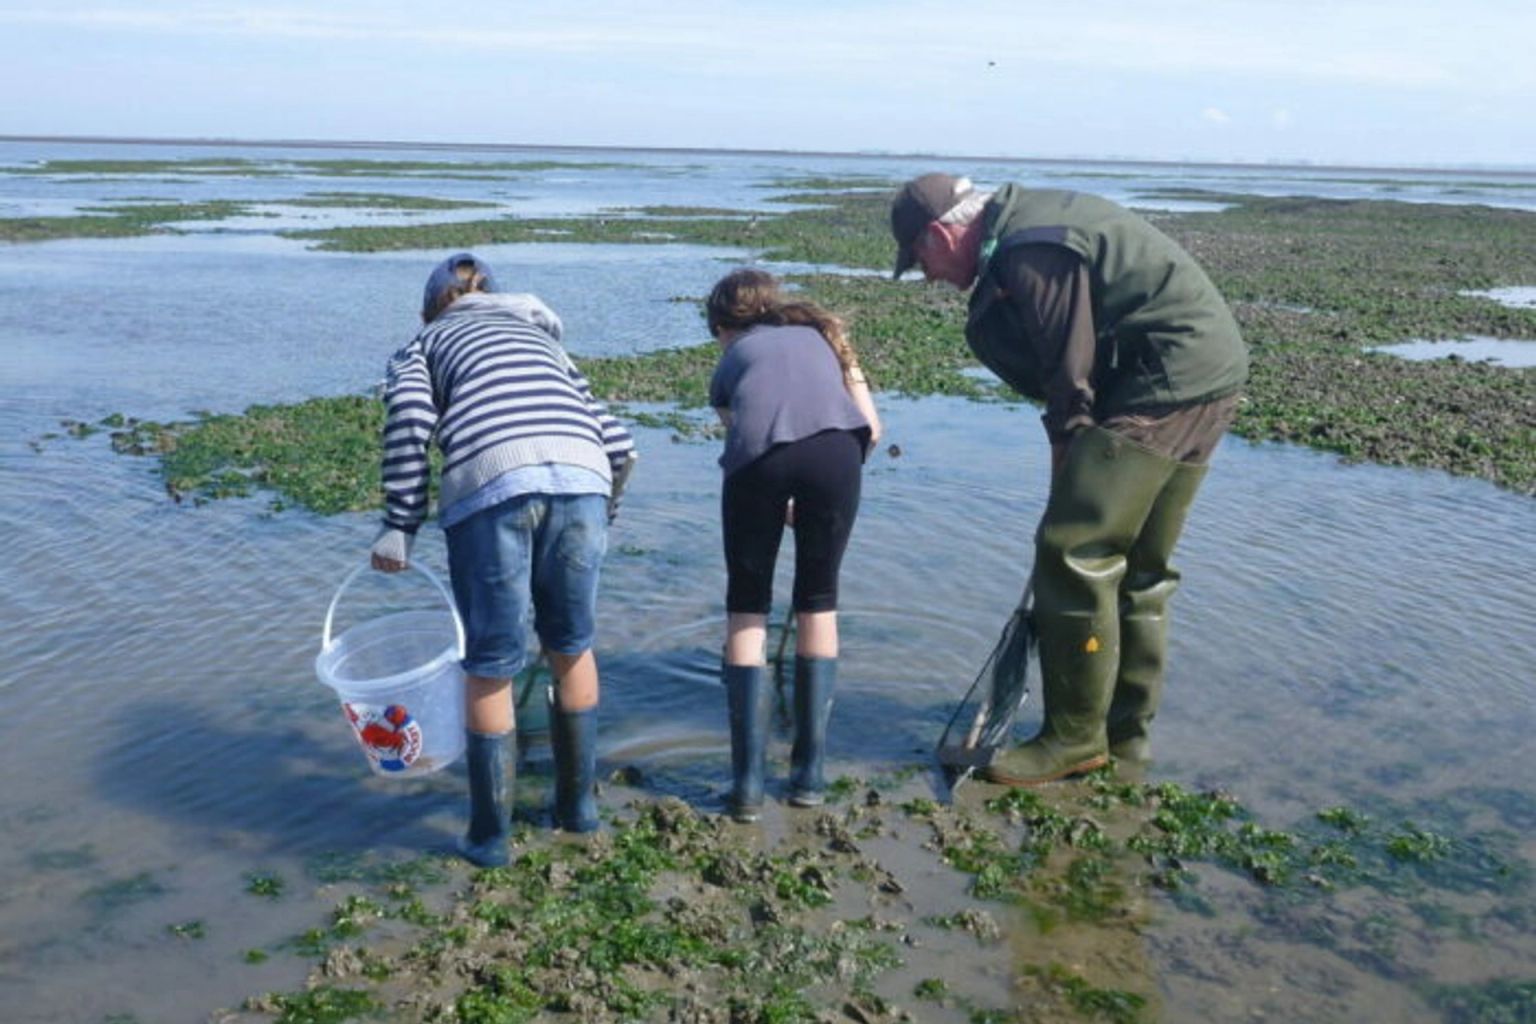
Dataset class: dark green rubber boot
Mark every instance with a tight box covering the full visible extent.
[788,656,836,807]
[983,427,1176,787]
[1109,460,1208,764]
[724,663,770,822]
[459,729,515,867]
[984,611,1116,785]
[550,697,599,833]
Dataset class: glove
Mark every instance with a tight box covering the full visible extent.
[370,526,415,571]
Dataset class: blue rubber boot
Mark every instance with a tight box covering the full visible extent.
[788,656,836,807]
[724,663,770,822]
[458,729,514,867]
[550,696,600,833]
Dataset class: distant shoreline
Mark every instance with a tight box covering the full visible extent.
[3,132,1535,179]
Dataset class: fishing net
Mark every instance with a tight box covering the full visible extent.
[936,584,1036,773]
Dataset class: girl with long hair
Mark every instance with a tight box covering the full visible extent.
[705,268,881,820]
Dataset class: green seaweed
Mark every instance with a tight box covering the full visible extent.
[246,986,379,1024]
[245,871,286,899]
[284,192,497,210]
[107,396,386,512]
[914,977,949,1001]
[82,871,167,911]
[220,776,1534,1024]
[1,199,255,242]
[1023,963,1149,1024]
[28,845,97,870]
[250,799,909,1023]
[1431,976,1536,1023]
[83,186,1536,501]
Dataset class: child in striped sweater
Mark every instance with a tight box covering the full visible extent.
[371,252,637,866]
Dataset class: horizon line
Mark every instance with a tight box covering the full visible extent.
[3,133,1535,178]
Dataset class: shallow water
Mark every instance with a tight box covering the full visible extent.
[1371,335,1536,368]
[1465,285,1536,310]
[3,142,1535,1023]
[8,138,1536,216]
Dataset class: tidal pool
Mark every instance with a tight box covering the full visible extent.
[1370,335,1536,368]
[1464,285,1536,309]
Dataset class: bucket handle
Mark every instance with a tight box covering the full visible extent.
[321,562,466,658]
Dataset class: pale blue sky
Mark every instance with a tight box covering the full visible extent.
[1,1,1530,168]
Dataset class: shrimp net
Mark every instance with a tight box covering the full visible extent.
[935,584,1035,776]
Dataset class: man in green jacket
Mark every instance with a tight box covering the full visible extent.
[891,173,1248,785]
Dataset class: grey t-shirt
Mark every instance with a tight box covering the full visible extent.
[709,323,870,476]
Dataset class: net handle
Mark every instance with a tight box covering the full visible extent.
[320,562,466,658]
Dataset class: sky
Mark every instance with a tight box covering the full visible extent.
[0,1,1532,169]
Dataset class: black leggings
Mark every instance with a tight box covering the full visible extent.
[722,428,863,614]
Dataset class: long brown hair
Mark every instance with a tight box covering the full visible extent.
[705,268,862,380]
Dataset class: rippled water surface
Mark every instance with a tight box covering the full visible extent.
[3,141,1535,1023]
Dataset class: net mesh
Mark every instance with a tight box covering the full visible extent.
[936,586,1035,764]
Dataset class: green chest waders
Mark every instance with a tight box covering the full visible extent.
[981,427,1184,787]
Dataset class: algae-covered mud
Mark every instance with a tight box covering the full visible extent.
[0,155,633,241]
[211,771,1533,1024]
[88,184,1536,500]
[285,187,1536,495]
[0,194,498,243]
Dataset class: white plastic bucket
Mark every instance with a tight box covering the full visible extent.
[315,563,466,777]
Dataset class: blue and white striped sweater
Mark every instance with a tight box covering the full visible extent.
[378,293,636,543]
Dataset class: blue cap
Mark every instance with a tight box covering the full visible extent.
[422,252,497,316]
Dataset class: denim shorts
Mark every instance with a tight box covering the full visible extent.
[444,492,608,678]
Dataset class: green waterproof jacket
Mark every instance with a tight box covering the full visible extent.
[966,186,1248,434]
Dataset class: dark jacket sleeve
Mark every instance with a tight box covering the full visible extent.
[994,243,1099,443]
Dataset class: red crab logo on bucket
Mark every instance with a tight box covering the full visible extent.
[343,702,424,773]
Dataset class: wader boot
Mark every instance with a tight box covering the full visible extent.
[982,427,1177,787]
[459,729,515,867]
[787,656,836,807]
[549,696,599,833]
[724,663,770,822]
[1109,460,1207,765]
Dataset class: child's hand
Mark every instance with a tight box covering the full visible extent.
[370,526,414,570]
